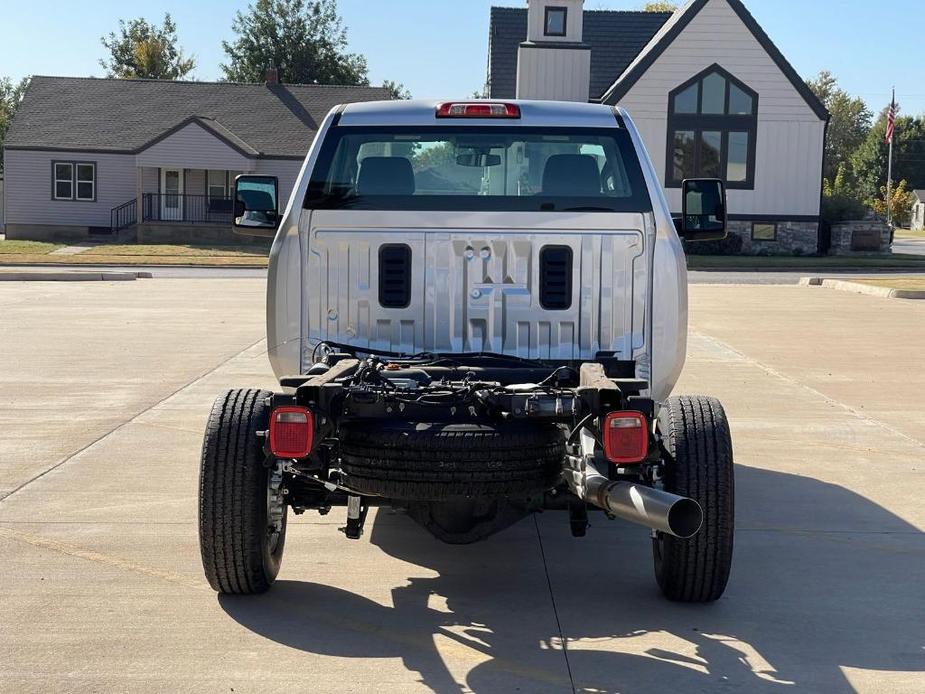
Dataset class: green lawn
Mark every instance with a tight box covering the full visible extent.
[850,277,925,290]
[688,254,925,271]
[0,240,62,255]
[894,228,925,239]
[81,244,268,258]
[0,241,268,266]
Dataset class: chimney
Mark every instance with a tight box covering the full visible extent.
[265,67,279,85]
[516,0,590,102]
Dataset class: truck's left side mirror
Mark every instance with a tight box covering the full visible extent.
[233,175,280,237]
[675,178,727,242]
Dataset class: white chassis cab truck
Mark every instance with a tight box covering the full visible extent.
[198,100,734,602]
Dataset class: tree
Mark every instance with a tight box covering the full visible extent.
[805,71,872,183]
[871,178,916,227]
[0,76,29,173]
[100,14,195,80]
[382,80,411,100]
[851,109,925,203]
[643,2,678,11]
[222,0,368,85]
[821,162,867,222]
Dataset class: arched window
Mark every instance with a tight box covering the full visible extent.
[666,64,758,189]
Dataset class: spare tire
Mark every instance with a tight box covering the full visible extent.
[338,421,565,500]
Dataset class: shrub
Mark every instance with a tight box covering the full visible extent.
[821,163,868,223]
[821,193,867,223]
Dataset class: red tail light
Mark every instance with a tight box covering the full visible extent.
[603,412,649,464]
[436,102,521,119]
[268,407,314,459]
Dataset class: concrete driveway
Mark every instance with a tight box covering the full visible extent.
[1,279,923,693]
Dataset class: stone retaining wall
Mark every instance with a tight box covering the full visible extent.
[829,220,891,255]
[727,220,819,255]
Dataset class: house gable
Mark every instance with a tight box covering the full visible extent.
[606,0,828,218]
[135,119,255,171]
[600,0,828,122]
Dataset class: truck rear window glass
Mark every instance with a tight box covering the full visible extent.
[304,126,652,213]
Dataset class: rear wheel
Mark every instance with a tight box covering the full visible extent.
[653,396,734,602]
[198,388,286,594]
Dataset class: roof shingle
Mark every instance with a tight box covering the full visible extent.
[487,7,671,101]
[5,76,390,158]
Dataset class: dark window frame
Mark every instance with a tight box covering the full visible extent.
[665,64,758,190]
[207,169,233,201]
[51,160,97,202]
[544,6,568,37]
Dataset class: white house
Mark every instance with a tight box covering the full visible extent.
[912,190,925,231]
[487,0,830,254]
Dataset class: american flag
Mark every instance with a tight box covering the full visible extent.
[885,91,896,145]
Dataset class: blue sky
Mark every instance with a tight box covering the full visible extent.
[2,0,923,115]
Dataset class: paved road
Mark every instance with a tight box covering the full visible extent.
[893,235,925,256]
[1,280,924,692]
[6,262,925,286]
[0,263,269,278]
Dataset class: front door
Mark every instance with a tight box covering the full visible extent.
[160,168,184,221]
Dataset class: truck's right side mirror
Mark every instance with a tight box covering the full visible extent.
[675,178,727,242]
[233,174,280,238]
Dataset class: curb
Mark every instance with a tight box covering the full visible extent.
[800,277,925,300]
[0,270,153,282]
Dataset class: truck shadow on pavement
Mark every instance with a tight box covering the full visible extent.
[219,466,925,693]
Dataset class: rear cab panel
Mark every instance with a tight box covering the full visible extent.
[267,100,687,401]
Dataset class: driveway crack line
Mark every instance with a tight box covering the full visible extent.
[0,336,266,504]
[534,514,577,694]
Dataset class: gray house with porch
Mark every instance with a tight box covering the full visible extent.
[2,75,388,243]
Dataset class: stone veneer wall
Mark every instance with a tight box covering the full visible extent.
[829,220,891,256]
[727,220,819,255]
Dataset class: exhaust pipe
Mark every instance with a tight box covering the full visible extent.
[583,472,703,539]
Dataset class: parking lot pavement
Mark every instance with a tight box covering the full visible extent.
[0,279,266,499]
[1,280,924,692]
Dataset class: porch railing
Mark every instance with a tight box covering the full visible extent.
[142,193,234,224]
[110,198,137,233]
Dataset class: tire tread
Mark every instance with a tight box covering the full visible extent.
[655,395,734,603]
[198,388,278,594]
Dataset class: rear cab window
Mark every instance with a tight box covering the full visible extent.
[304,126,652,213]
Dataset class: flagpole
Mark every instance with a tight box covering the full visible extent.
[887,87,895,227]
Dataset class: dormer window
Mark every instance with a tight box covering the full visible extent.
[544,6,567,37]
[666,64,758,189]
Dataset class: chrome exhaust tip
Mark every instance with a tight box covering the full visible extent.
[584,476,704,539]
